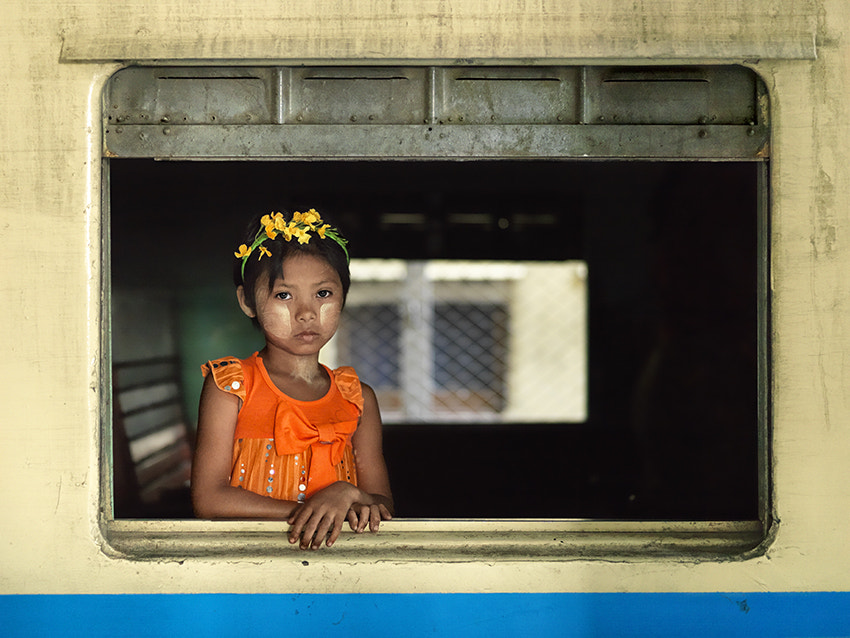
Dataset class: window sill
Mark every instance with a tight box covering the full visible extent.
[102,519,767,562]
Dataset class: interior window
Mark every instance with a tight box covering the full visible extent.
[332,259,586,423]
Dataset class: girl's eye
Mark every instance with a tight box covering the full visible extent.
[317,289,332,299]
[275,291,291,300]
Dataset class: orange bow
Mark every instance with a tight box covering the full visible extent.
[272,397,359,491]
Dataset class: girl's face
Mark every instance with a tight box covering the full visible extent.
[238,253,344,358]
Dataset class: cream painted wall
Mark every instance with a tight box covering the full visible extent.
[2,0,849,595]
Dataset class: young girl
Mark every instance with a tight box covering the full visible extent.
[191,209,394,550]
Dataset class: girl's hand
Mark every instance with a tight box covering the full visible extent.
[347,502,393,533]
[285,383,394,550]
[287,481,362,550]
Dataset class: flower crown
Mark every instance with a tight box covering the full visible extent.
[234,209,349,280]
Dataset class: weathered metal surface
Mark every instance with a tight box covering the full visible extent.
[104,519,767,561]
[59,0,819,62]
[104,65,768,159]
[6,0,850,600]
[104,122,769,159]
[584,66,759,125]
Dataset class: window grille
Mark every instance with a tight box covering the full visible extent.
[330,260,587,424]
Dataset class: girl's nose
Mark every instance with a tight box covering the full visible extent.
[295,302,317,321]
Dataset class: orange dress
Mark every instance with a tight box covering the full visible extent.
[201,353,363,503]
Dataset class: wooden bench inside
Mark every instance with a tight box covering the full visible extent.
[112,356,195,518]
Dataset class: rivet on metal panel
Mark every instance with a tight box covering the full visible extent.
[139,132,148,141]
[350,115,357,122]
[116,127,123,134]
[163,127,172,136]
[698,129,708,138]
[699,116,708,124]
[161,116,170,123]
[747,128,756,136]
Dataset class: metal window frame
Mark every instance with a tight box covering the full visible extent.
[100,64,772,559]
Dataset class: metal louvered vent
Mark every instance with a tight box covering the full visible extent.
[104,65,768,160]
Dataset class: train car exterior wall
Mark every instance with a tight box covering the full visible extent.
[2,0,850,635]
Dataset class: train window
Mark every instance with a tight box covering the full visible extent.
[103,66,770,557]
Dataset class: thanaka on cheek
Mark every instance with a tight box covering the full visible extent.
[260,302,292,337]
[320,303,338,326]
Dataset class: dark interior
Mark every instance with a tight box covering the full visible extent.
[111,159,761,520]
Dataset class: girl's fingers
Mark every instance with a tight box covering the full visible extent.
[346,507,359,531]
[290,506,323,547]
[288,507,311,543]
[367,505,378,532]
[325,518,345,548]
[302,514,327,549]
[290,497,390,548]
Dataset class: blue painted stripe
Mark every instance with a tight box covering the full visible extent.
[1,592,849,637]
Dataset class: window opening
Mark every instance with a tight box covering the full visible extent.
[105,65,768,528]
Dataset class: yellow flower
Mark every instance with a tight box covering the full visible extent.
[234,244,252,258]
[273,212,287,232]
[260,214,278,239]
[316,224,330,239]
[301,209,321,229]
[292,226,311,244]
[258,245,272,260]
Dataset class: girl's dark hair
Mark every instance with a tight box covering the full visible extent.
[233,210,351,319]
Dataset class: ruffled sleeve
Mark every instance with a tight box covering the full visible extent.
[201,357,247,403]
[332,366,364,414]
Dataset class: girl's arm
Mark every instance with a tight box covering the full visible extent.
[348,382,394,527]
[286,383,394,548]
[191,374,301,520]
